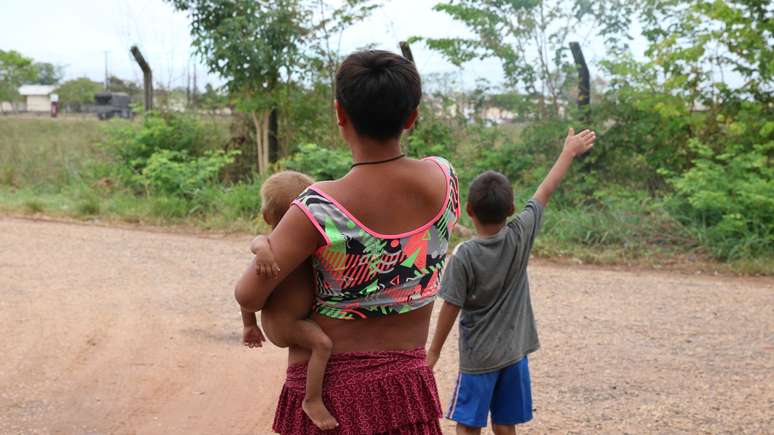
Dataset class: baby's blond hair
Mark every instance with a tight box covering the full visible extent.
[260,170,315,227]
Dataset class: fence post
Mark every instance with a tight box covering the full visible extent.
[130,46,153,111]
[569,42,590,120]
[399,41,418,135]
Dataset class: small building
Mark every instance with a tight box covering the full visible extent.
[19,85,57,112]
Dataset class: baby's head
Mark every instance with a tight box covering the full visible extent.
[260,171,314,228]
[467,171,515,228]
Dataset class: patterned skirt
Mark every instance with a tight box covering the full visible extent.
[273,348,442,434]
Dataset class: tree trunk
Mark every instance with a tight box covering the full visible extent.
[268,107,279,163]
[251,111,269,174]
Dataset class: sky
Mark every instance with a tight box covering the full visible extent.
[0,0,644,91]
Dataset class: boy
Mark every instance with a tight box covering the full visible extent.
[240,170,338,431]
[427,128,596,434]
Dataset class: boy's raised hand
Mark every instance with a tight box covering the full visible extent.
[250,235,281,279]
[563,128,595,157]
[533,127,596,206]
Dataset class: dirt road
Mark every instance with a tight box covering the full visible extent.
[1,217,772,434]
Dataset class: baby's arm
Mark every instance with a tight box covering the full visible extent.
[427,300,461,369]
[241,309,265,348]
[235,207,320,312]
[533,128,595,206]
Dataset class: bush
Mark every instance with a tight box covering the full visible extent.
[102,111,228,185]
[137,149,239,199]
[280,143,351,180]
[669,139,773,259]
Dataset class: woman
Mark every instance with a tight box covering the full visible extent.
[235,49,460,434]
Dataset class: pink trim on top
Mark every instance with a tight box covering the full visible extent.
[291,200,332,250]
[309,157,452,240]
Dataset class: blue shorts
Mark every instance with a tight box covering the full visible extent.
[446,357,533,428]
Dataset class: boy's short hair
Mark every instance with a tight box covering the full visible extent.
[468,171,514,225]
[335,49,421,140]
[260,171,314,226]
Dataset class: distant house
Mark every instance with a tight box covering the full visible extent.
[19,85,57,112]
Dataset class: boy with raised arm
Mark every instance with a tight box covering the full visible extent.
[427,128,595,434]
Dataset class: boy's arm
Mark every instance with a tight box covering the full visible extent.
[427,301,461,369]
[533,128,595,206]
[427,248,470,369]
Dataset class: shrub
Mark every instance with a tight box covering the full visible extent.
[101,111,227,186]
[669,138,773,259]
[280,143,351,181]
[137,149,239,199]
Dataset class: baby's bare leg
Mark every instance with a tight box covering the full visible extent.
[283,319,337,430]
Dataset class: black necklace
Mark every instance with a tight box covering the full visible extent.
[350,153,405,168]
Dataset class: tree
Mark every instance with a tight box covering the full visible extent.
[170,0,378,174]
[33,62,64,85]
[0,50,37,104]
[107,75,143,101]
[416,0,631,119]
[199,83,228,112]
[56,77,102,111]
[170,0,307,174]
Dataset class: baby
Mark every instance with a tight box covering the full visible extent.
[240,170,337,431]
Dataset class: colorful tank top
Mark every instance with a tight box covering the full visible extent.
[292,157,460,319]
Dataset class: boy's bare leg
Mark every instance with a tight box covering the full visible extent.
[456,423,482,435]
[283,319,337,430]
[492,424,516,435]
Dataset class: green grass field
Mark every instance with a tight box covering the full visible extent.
[0,115,111,187]
[0,115,770,275]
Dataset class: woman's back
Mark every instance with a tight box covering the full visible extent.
[317,157,448,235]
[296,157,456,357]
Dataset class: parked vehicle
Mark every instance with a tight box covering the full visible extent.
[95,92,132,120]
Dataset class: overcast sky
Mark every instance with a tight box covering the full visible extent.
[1,0,642,91]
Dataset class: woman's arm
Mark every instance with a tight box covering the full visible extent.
[235,206,321,312]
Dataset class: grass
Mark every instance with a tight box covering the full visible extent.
[0,115,116,187]
[0,115,771,275]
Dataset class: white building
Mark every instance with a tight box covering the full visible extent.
[18,85,57,112]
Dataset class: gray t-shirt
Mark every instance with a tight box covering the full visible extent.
[439,199,544,374]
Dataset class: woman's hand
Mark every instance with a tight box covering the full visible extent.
[251,235,280,279]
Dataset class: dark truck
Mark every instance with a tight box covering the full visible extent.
[95,92,132,120]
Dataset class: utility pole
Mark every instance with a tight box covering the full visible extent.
[104,51,109,91]
[192,63,197,109]
[186,63,191,108]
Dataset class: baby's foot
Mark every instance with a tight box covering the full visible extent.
[302,397,338,431]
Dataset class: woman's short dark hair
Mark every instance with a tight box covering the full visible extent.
[468,171,514,224]
[335,50,421,140]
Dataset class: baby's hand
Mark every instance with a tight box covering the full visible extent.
[250,235,280,279]
[243,325,266,348]
[563,128,596,157]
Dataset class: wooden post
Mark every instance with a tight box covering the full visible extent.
[399,41,418,135]
[569,42,590,119]
[399,41,415,63]
[130,45,153,111]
